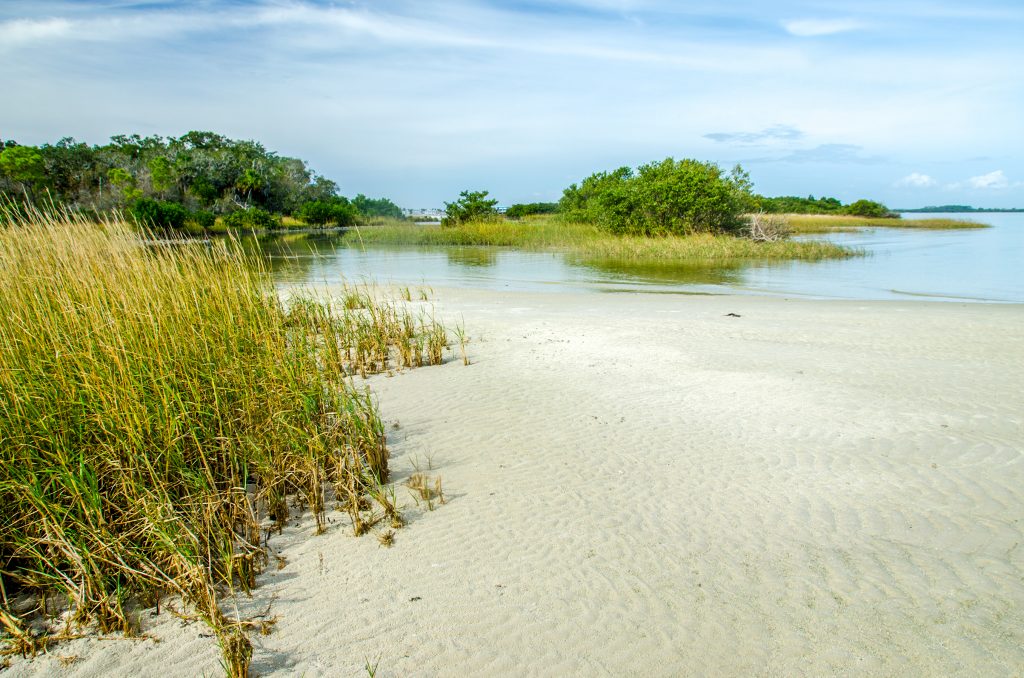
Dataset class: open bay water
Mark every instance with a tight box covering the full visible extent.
[260,213,1024,303]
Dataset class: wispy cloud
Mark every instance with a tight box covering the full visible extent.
[704,124,804,144]
[968,169,1010,189]
[748,144,884,164]
[1,1,1022,206]
[896,172,936,188]
[781,18,864,37]
[0,17,72,45]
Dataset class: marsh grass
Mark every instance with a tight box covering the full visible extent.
[347,217,599,249]
[568,232,858,268]
[784,213,990,232]
[405,473,444,511]
[0,207,452,674]
[343,216,857,262]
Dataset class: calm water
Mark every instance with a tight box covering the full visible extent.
[257,213,1024,303]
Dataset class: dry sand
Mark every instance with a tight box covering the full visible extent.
[8,288,1024,677]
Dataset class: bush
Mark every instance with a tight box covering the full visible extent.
[351,194,404,220]
[130,198,187,230]
[442,190,499,227]
[505,202,559,219]
[297,198,358,227]
[756,195,844,214]
[843,199,896,218]
[223,207,280,230]
[560,159,752,236]
[190,209,216,231]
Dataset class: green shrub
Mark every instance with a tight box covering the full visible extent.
[351,194,404,220]
[297,198,358,227]
[560,159,752,236]
[130,197,188,230]
[190,209,216,230]
[843,199,896,218]
[223,207,280,230]
[442,190,499,227]
[505,202,559,219]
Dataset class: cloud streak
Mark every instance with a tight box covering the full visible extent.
[704,124,804,144]
[781,18,864,37]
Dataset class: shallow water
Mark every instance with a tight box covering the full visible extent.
[258,213,1024,302]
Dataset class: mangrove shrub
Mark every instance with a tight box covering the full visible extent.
[223,206,279,230]
[442,190,499,227]
[130,197,188,230]
[297,197,359,227]
[560,159,752,236]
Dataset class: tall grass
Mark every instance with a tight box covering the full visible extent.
[0,209,449,673]
[784,213,990,232]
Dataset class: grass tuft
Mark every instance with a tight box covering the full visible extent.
[0,206,452,673]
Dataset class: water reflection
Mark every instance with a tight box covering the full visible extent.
[446,247,497,268]
[574,257,746,286]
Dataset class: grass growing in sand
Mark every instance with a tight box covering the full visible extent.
[345,216,858,263]
[0,208,452,675]
[784,213,990,233]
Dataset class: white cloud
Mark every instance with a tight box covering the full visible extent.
[0,17,72,45]
[896,172,935,188]
[968,170,1010,189]
[782,18,864,37]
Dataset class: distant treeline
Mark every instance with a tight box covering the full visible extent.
[898,205,1024,213]
[508,191,899,225]
[0,131,404,229]
[505,202,559,218]
[752,194,896,218]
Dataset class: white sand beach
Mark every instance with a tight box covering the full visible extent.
[9,288,1024,677]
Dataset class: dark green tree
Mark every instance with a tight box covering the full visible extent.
[297,197,358,227]
[130,198,187,230]
[352,194,404,220]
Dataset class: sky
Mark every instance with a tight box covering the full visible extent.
[2,0,1023,208]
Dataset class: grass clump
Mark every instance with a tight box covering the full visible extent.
[346,216,594,248]
[344,216,857,263]
[569,231,856,264]
[0,207,450,673]
[784,213,990,232]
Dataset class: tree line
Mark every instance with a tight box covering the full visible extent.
[0,131,404,229]
[454,159,897,235]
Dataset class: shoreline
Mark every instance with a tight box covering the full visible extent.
[8,288,1023,676]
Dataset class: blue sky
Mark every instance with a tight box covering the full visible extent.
[2,0,1022,208]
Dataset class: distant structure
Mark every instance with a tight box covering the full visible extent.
[404,208,445,219]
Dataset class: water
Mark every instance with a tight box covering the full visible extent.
[257,213,1024,303]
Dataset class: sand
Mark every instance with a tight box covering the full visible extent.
[8,288,1024,677]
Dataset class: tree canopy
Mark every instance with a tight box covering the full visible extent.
[0,131,407,230]
[754,194,896,218]
[505,202,558,219]
[560,159,753,235]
